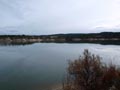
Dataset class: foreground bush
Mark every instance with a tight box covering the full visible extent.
[63,49,120,90]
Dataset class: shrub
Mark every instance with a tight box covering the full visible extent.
[63,49,120,90]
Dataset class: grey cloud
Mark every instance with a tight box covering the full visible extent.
[0,0,120,34]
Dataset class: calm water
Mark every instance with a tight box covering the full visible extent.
[0,43,120,90]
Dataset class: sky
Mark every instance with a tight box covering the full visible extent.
[0,0,120,35]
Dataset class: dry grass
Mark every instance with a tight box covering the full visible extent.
[63,49,120,90]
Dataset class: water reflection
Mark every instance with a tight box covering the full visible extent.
[0,42,35,46]
[0,40,120,46]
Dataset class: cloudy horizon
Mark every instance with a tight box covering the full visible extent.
[0,0,120,35]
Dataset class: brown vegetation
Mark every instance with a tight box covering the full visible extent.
[63,49,120,90]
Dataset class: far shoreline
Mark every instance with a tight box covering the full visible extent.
[0,32,120,45]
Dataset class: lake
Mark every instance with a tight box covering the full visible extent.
[0,43,120,90]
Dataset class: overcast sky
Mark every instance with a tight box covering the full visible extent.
[0,0,120,35]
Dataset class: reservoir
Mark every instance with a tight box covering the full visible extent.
[0,43,120,90]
